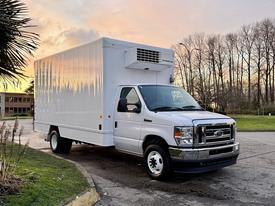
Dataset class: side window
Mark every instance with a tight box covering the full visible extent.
[118,87,141,113]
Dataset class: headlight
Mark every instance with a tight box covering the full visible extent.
[174,126,193,146]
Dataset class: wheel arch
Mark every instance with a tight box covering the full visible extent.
[142,135,169,153]
[47,125,59,141]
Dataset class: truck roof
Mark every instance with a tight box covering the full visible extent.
[35,37,172,62]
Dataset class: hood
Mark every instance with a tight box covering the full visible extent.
[149,110,232,126]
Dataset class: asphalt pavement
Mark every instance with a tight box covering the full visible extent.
[10,119,275,206]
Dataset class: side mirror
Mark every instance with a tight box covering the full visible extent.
[134,102,141,113]
[118,98,128,112]
[117,98,141,113]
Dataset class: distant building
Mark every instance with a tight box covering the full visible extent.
[0,92,34,117]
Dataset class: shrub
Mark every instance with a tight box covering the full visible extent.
[0,119,27,181]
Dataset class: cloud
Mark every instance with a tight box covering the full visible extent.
[59,28,100,46]
[24,0,275,54]
[6,0,275,93]
[37,28,100,58]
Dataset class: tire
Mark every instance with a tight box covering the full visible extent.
[144,144,171,180]
[49,130,72,154]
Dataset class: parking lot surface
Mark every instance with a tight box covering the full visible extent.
[16,119,275,205]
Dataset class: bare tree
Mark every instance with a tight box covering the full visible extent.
[241,25,255,106]
[173,18,275,114]
[252,23,264,107]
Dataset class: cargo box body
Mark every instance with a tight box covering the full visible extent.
[34,37,174,146]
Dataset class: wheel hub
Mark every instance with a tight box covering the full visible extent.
[147,151,163,175]
[51,134,58,150]
[149,158,157,168]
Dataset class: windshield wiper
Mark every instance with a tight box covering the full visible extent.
[182,105,204,110]
[151,106,185,112]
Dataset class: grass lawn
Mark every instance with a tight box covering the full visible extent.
[229,115,275,131]
[2,146,89,206]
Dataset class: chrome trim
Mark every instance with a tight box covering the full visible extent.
[169,142,240,161]
[206,134,231,140]
[193,118,235,126]
[193,120,235,147]
[203,140,235,147]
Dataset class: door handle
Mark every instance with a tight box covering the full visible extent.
[115,121,118,128]
[144,119,152,122]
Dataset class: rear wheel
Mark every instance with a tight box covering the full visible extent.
[49,130,72,154]
[144,144,171,180]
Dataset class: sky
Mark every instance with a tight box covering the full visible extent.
[3,0,275,92]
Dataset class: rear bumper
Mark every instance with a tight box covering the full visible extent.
[169,142,240,173]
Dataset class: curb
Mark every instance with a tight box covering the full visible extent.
[63,159,100,206]
[47,153,100,206]
[65,188,99,206]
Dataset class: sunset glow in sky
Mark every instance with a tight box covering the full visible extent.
[3,0,275,92]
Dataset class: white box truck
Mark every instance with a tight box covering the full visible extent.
[34,37,239,179]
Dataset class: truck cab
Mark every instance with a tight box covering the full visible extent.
[114,84,239,179]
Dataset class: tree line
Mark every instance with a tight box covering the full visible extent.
[173,18,275,114]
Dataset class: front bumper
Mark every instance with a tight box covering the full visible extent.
[169,142,240,173]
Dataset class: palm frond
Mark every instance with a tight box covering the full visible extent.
[0,0,39,81]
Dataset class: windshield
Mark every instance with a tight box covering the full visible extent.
[138,85,203,112]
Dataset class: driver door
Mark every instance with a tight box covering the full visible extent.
[114,87,143,154]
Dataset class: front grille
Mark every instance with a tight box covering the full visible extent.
[195,124,234,147]
[206,137,231,143]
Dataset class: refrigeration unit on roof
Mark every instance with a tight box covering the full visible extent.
[125,47,173,71]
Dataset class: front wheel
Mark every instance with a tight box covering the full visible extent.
[49,130,72,154]
[144,144,171,180]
